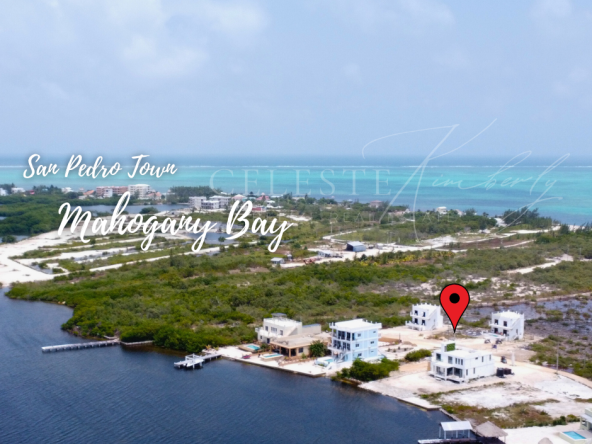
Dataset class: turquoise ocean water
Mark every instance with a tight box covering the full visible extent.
[1,157,590,224]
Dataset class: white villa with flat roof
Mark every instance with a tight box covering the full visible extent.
[328,319,381,364]
[430,341,495,383]
[490,310,524,340]
[256,313,320,344]
[407,303,444,331]
[188,196,206,209]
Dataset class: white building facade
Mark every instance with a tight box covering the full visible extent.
[406,303,444,331]
[256,313,320,344]
[211,196,231,208]
[128,184,151,199]
[430,341,495,383]
[328,319,381,363]
[201,200,220,210]
[490,310,524,340]
[188,196,206,209]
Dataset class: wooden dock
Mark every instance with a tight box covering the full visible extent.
[121,340,154,347]
[42,340,120,352]
[174,351,222,369]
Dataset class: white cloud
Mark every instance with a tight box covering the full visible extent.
[324,0,454,33]
[343,63,362,83]
[433,48,470,70]
[531,0,572,20]
[553,67,591,106]
[0,0,268,85]
[121,34,207,78]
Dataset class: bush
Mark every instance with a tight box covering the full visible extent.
[309,340,327,358]
[336,358,399,382]
[404,349,432,362]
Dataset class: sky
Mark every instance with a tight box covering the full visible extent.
[0,0,591,163]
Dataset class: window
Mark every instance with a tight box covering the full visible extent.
[448,357,453,364]
[357,333,361,338]
[358,353,362,357]
[436,353,442,361]
[370,341,374,345]
[473,368,475,374]
[482,356,484,362]
[271,327,277,333]
[265,326,269,331]
[466,369,468,376]
[503,321,508,327]
[280,330,283,336]
[298,347,303,353]
[356,343,360,348]
[494,319,498,325]
[489,355,491,361]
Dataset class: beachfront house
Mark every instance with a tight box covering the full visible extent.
[406,303,444,331]
[256,313,321,344]
[429,341,495,383]
[271,333,327,358]
[328,319,381,364]
[490,310,525,340]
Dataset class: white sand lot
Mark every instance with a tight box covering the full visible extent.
[0,230,81,286]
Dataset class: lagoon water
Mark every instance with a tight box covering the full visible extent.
[0,289,447,443]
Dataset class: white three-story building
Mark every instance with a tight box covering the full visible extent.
[328,319,381,363]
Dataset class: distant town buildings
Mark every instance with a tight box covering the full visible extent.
[200,200,220,210]
[211,195,231,208]
[406,303,444,331]
[11,187,25,194]
[430,341,495,383]
[328,319,381,363]
[96,186,128,198]
[188,196,206,209]
[128,184,151,199]
[0,188,7,196]
[490,311,525,340]
[368,200,383,208]
[436,206,447,214]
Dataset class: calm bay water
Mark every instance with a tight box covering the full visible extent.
[0,289,447,443]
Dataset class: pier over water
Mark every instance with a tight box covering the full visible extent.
[41,340,120,352]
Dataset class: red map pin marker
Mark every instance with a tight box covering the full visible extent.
[439,284,470,333]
